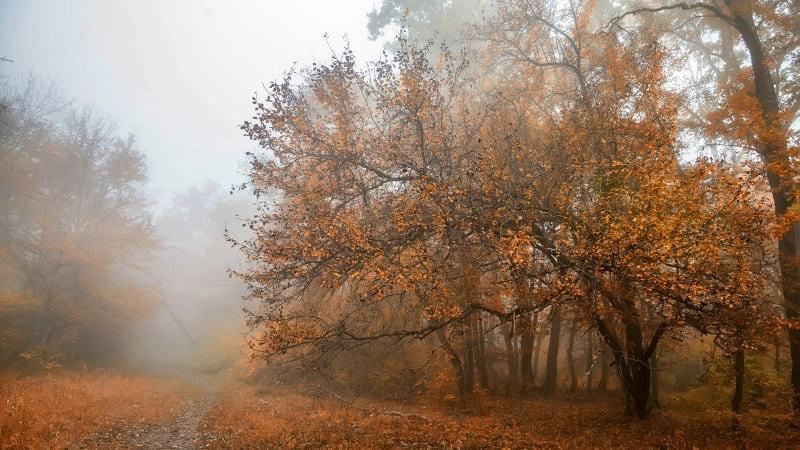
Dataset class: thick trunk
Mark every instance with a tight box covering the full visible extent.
[732,348,745,413]
[726,2,800,414]
[598,347,609,392]
[627,357,652,419]
[464,326,475,394]
[594,301,664,419]
[542,306,562,396]
[475,316,490,390]
[437,328,467,397]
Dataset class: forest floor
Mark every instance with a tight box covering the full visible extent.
[2,369,800,449]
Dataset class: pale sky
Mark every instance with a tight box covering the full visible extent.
[1,0,384,206]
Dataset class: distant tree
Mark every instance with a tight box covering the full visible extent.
[367,0,490,50]
[130,181,251,372]
[0,76,157,368]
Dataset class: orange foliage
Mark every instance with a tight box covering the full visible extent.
[233,0,792,417]
[204,380,800,449]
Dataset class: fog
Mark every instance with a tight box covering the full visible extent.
[0,0,383,375]
[2,1,800,446]
[125,182,254,376]
[0,0,384,200]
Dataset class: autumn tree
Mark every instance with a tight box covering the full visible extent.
[473,0,779,418]
[0,76,157,367]
[603,0,800,414]
[237,2,783,419]
[234,36,556,396]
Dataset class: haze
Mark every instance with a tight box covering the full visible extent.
[1,0,382,199]
[1,0,383,375]
[3,0,800,448]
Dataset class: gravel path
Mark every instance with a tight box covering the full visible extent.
[77,382,217,449]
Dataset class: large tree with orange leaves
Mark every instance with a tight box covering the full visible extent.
[237,3,781,417]
[597,0,800,414]
[236,38,550,394]
[474,0,783,418]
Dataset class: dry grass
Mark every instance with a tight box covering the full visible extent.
[4,368,799,449]
[0,369,195,449]
[203,381,800,449]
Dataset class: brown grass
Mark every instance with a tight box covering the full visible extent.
[4,368,799,449]
[0,369,195,449]
[203,381,800,449]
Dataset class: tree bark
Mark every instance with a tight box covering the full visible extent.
[437,328,467,397]
[475,316,490,391]
[650,352,661,409]
[732,348,745,413]
[598,345,609,392]
[464,325,475,395]
[503,322,520,396]
[520,313,536,386]
[567,319,578,393]
[532,312,542,382]
[542,306,562,396]
[723,0,800,415]
[585,329,594,393]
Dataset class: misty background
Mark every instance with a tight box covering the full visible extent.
[0,0,384,374]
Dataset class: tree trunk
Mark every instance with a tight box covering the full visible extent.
[503,323,520,396]
[724,1,800,415]
[437,328,467,397]
[464,325,475,395]
[585,330,594,393]
[624,353,652,419]
[598,345,609,392]
[650,352,661,409]
[567,320,578,393]
[732,348,745,413]
[520,313,535,386]
[475,316,490,391]
[593,292,665,419]
[532,312,543,382]
[542,306,562,396]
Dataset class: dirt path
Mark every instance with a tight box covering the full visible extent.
[77,382,217,449]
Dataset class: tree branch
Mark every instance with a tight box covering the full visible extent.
[606,2,733,32]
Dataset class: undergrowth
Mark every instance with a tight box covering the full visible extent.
[203,380,800,449]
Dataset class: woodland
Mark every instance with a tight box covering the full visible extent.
[2,0,800,448]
